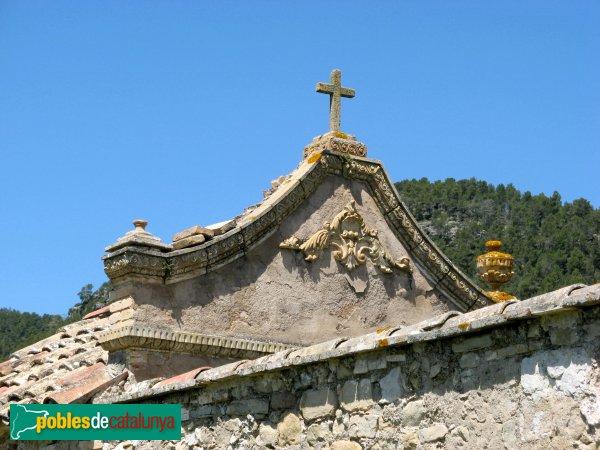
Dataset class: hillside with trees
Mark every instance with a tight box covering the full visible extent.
[0,282,110,360]
[0,179,598,360]
[395,178,599,299]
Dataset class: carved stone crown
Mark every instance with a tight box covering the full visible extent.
[303,132,367,160]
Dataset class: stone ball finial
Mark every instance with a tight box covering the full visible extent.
[476,240,516,303]
[132,219,148,232]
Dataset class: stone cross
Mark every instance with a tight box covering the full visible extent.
[316,69,355,133]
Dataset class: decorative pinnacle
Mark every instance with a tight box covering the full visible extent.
[132,219,148,233]
[476,240,516,303]
[316,69,355,133]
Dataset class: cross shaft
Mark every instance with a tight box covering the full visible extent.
[316,69,355,133]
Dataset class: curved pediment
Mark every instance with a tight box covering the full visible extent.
[104,150,489,313]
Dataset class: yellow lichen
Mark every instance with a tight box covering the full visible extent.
[458,322,470,331]
[307,152,322,164]
[333,131,350,139]
[376,325,392,334]
[377,338,389,347]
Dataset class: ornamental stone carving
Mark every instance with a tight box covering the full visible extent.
[303,132,368,160]
[280,200,411,275]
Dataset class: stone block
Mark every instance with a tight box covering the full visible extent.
[277,412,301,446]
[340,379,374,411]
[496,343,529,358]
[354,356,387,374]
[306,422,331,445]
[541,311,580,345]
[173,225,216,242]
[254,375,284,393]
[190,405,213,419]
[258,423,278,447]
[270,391,297,410]
[331,440,362,450]
[379,367,403,403]
[109,297,135,313]
[172,234,206,250]
[429,363,442,378]
[584,322,600,341]
[401,400,425,426]
[459,352,480,368]
[300,387,338,421]
[451,425,470,443]
[226,398,269,416]
[419,423,448,443]
[181,407,189,421]
[401,428,419,450]
[114,319,135,329]
[348,414,379,438]
[452,334,493,353]
[109,308,134,324]
[386,353,406,362]
[354,358,370,374]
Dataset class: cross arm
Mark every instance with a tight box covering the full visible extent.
[340,87,355,98]
[316,83,355,98]
[316,82,334,94]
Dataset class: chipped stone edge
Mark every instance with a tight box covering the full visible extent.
[98,284,600,404]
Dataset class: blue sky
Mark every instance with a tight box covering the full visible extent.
[1,1,598,315]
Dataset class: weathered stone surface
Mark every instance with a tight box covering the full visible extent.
[452,334,493,353]
[278,412,301,446]
[401,400,425,426]
[340,379,374,411]
[109,296,135,313]
[300,387,338,421]
[379,367,403,403]
[8,282,600,450]
[258,423,278,447]
[348,414,378,438]
[459,352,480,368]
[306,422,331,445]
[541,310,580,345]
[226,398,269,416]
[331,440,362,450]
[172,234,206,250]
[270,391,297,410]
[401,428,420,449]
[173,225,215,242]
[419,423,448,442]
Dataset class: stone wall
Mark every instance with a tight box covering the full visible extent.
[103,287,598,450]
[15,286,600,449]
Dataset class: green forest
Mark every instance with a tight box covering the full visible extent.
[1,178,598,360]
[395,178,598,299]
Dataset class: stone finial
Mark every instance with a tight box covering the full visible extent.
[132,219,148,233]
[476,240,516,302]
[105,219,171,253]
[304,70,367,160]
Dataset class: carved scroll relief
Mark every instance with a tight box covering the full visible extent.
[280,201,412,275]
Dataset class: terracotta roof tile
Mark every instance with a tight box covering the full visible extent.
[83,305,111,320]
[0,361,13,377]
[9,332,63,360]
[0,314,113,410]
[154,366,211,388]
[44,363,127,404]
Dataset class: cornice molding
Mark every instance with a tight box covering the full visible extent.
[98,326,297,360]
